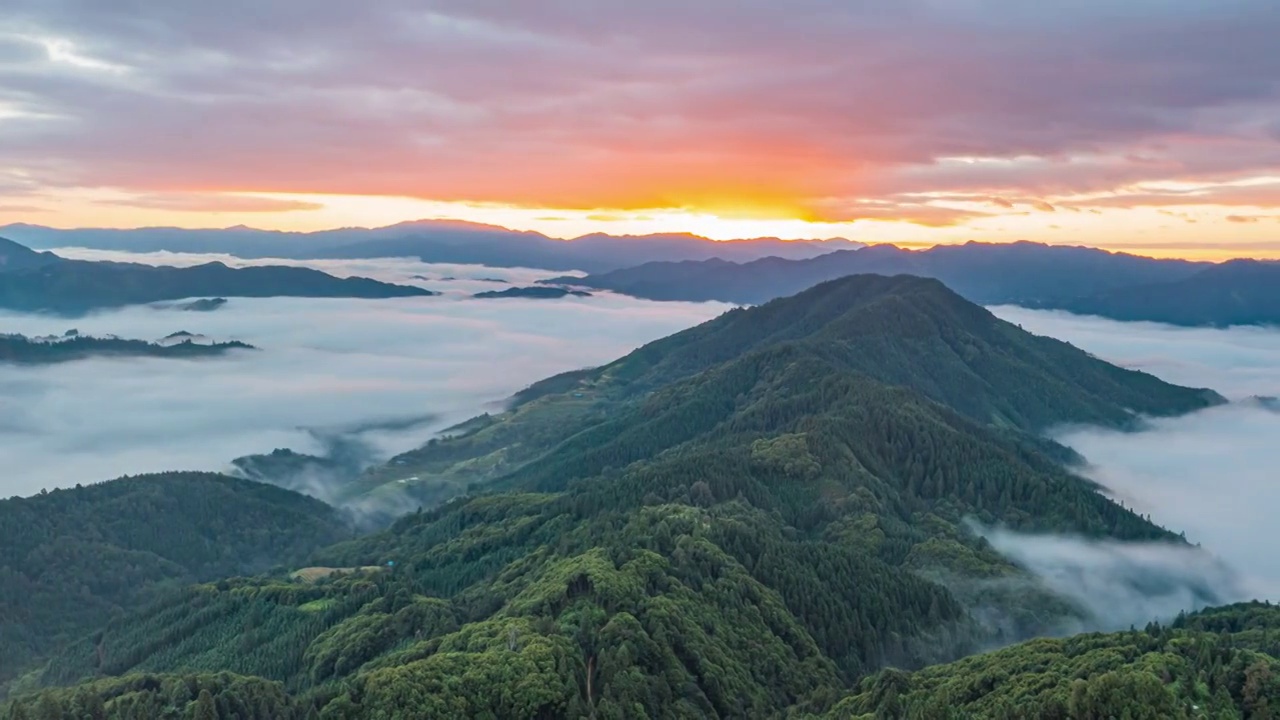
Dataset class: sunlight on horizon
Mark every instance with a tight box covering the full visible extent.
[2,188,1278,261]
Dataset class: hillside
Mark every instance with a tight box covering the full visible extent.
[551,240,1209,306]
[0,240,436,314]
[0,473,352,686]
[826,601,1280,719]
[1042,259,1280,327]
[7,274,1240,718]
[358,274,1219,504]
[14,603,1279,719]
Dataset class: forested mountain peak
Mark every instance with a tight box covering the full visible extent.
[567,273,1221,432]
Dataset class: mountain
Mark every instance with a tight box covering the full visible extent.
[0,240,436,314]
[8,274,1237,718]
[0,473,352,686]
[551,240,1210,306]
[473,286,592,299]
[357,274,1219,505]
[0,237,60,273]
[1040,259,1280,327]
[0,222,861,273]
[0,331,255,364]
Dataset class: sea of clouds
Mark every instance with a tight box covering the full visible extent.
[0,249,729,497]
[4,256,1279,622]
[988,305,1280,610]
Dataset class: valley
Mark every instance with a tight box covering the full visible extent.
[3,258,1277,718]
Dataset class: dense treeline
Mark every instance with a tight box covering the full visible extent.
[2,673,309,720]
[0,474,351,685]
[826,602,1280,719]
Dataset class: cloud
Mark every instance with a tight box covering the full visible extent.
[1053,403,1280,599]
[0,1,1278,217]
[980,525,1251,630]
[989,305,1280,600]
[1224,213,1279,223]
[0,250,729,498]
[99,192,325,213]
[990,305,1280,399]
[0,204,48,213]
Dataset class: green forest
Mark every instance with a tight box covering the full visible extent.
[1,275,1266,719]
[0,473,351,685]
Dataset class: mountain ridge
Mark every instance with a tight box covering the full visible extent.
[549,240,1212,306]
[1042,258,1280,326]
[0,222,862,273]
[0,239,436,314]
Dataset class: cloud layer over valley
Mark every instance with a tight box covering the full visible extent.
[991,306,1280,603]
[0,251,729,497]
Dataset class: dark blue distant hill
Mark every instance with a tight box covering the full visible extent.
[0,237,436,314]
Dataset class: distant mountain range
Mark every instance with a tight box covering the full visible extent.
[0,221,861,273]
[0,238,434,314]
[1043,258,1280,327]
[549,240,1280,327]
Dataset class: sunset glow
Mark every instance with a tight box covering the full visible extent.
[1,2,1278,259]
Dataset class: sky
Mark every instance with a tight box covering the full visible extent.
[1,1,1279,258]
[0,252,729,497]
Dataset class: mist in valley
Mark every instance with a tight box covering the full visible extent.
[0,251,730,498]
[984,306,1280,618]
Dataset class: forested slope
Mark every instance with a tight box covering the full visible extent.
[825,602,1280,719]
[0,474,351,686]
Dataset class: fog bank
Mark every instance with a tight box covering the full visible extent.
[0,252,728,497]
[991,306,1280,601]
[981,526,1252,630]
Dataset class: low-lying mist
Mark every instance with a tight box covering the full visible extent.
[0,251,729,498]
[990,306,1280,606]
[979,525,1252,631]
